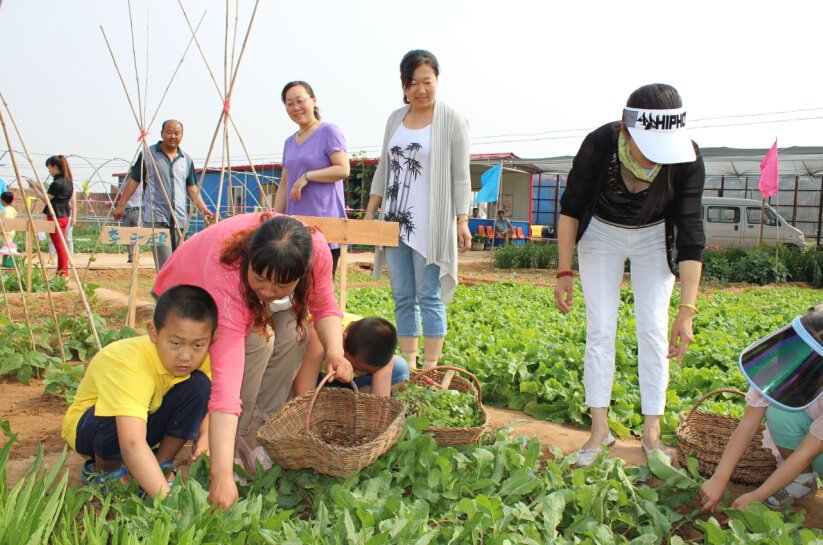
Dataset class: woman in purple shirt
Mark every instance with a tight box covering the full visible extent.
[274,81,350,276]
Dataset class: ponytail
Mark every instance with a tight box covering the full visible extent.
[45,155,73,183]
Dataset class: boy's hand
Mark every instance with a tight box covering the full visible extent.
[699,477,726,513]
[191,433,209,462]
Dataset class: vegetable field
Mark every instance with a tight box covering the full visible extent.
[3,271,823,543]
[349,282,822,444]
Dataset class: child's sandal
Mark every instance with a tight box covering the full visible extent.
[80,458,127,493]
[764,474,818,510]
[159,461,177,487]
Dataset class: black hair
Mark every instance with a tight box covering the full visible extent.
[45,155,73,183]
[153,284,218,334]
[623,83,696,225]
[801,304,823,345]
[281,81,321,121]
[399,50,439,104]
[220,214,314,342]
[161,119,184,132]
[0,191,13,204]
[344,317,398,370]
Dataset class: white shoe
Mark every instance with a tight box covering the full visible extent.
[641,438,674,463]
[576,434,616,467]
[764,472,818,510]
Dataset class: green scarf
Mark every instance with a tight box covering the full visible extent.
[618,132,661,182]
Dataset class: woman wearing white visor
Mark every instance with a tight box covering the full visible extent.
[555,83,705,466]
[700,305,823,511]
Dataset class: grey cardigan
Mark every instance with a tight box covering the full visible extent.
[371,100,471,304]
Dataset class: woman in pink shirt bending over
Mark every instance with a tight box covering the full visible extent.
[153,212,351,509]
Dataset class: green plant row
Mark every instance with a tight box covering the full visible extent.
[0,312,138,397]
[488,243,578,270]
[347,284,823,443]
[1,257,70,292]
[702,245,823,287]
[2,418,819,544]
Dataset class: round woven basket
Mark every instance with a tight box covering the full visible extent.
[409,366,489,446]
[257,374,406,477]
[675,388,777,486]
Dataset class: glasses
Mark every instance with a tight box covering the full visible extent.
[285,97,310,110]
[739,316,823,411]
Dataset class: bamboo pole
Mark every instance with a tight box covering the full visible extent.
[100,28,184,245]
[0,101,70,361]
[0,219,36,353]
[127,0,145,127]
[178,0,264,235]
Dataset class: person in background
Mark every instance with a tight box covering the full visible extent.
[700,305,823,511]
[365,49,471,372]
[554,83,705,467]
[273,81,349,277]
[1,191,18,267]
[49,186,75,263]
[494,210,514,244]
[471,207,486,219]
[27,155,74,277]
[117,175,143,264]
[113,120,213,271]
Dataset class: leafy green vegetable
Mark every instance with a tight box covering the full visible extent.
[393,383,484,428]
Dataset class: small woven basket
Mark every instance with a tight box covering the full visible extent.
[408,366,489,446]
[257,374,406,477]
[675,388,777,486]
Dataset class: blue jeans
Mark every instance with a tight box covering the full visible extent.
[74,371,211,462]
[321,355,410,390]
[384,240,447,338]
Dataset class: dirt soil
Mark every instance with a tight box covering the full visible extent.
[1,249,821,531]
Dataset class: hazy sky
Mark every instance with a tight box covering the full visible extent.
[1,0,821,192]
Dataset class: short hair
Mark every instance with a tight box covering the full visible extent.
[0,191,13,204]
[153,284,218,334]
[472,207,479,211]
[497,210,505,215]
[344,317,397,370]
[161,119,183,132]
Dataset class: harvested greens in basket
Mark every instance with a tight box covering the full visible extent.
[393,383,484,428]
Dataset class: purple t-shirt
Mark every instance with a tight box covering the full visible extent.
[282,123,347,250]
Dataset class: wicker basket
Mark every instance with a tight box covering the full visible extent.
[257,374,406,477]
[675,388,777,486]
[408,366,489,446]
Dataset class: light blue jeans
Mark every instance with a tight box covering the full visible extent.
[384,240,447,338]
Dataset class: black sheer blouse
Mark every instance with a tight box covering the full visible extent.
[559,122,706,274]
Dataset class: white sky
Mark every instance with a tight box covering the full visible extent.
[1,0,822,192]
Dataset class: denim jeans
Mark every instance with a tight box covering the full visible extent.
[384,240,447,338]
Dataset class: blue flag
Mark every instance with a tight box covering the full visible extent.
[475,164,501,203]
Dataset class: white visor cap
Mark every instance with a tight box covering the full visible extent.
[622,107,696,164]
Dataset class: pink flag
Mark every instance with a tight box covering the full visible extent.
[759,141,779,198]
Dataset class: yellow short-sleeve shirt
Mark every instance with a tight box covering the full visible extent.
[62,335,212,450]
[1,205,17,242]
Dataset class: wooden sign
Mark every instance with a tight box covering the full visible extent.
[0,218,55,233]
[99,226,171,246]
[291,216,399,312]
[291,216,398,246]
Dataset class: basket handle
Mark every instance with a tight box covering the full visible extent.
[410,365,483,404]
[684,388,746,424]
[305,371,359,435]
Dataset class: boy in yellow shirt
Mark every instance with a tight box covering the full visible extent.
[62,284,219,499]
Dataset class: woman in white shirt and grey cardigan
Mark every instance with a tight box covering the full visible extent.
[365,49,471,372]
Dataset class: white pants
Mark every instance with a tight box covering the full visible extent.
[578,217,675,415]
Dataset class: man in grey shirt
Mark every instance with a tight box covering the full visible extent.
[113,120,213,270]
[494,210,514,245]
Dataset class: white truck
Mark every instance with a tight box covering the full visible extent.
[702,197,805,249]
